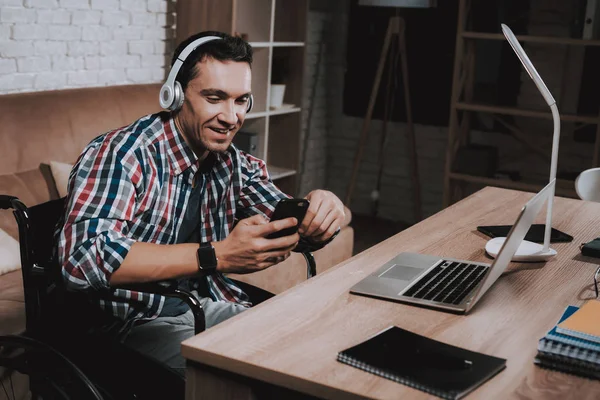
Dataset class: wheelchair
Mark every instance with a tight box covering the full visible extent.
[0,195,316,399]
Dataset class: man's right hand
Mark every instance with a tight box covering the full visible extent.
[213,214,300,274]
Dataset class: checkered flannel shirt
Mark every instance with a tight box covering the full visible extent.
[57,112,288,323]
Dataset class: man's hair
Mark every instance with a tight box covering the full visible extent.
[171,31,253,92]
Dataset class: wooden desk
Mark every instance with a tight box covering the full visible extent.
[182,187,600,399]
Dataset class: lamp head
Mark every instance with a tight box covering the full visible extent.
[501,24,555,107]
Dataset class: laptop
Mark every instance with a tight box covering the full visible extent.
[349,179,555,314]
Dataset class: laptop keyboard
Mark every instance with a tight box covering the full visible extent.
[403,260,488,305]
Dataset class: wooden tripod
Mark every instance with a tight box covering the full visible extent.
[344,16,422,222]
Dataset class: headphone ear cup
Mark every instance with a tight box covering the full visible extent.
[159,83,174,110]
[172,81,185,111]
[247,94,254,113]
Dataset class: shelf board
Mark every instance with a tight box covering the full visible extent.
[461,31,600,46]
[448,173,577,198]
[269,106,301,116]
[455,102,599,124]
[272,42,304,47]
[250,41,305,48]
[246,107,302,120]
[269,165,297,180]
[246,111,268,120]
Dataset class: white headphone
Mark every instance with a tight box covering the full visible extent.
[159,35,254,113]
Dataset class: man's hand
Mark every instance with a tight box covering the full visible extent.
[213,214,299,274]
[299,190,345,243]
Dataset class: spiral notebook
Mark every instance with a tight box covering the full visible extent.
[337,326,506,400]
[544,305,600,352]
[556,300,600,344]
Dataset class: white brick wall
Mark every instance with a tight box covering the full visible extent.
[0,0,175,94]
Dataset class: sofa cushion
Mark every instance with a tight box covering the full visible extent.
[0,84,162,175]
[0,228,20,276]
[49,160,74,199]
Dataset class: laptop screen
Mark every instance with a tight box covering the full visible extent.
[470,179,556,305]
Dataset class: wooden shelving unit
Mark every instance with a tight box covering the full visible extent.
[175,0,308,196]
[443,0,600,207]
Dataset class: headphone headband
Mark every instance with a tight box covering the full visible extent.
[159,35,254,113]
[159,36,221,110]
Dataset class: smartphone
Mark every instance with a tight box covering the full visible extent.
[477,224,573,243]
[266,198,310,239]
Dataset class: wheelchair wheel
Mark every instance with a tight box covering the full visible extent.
[0,335,104,400]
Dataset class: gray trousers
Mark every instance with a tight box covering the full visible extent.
[122,291,248,376]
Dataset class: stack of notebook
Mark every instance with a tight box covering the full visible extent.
[535,300,600,379]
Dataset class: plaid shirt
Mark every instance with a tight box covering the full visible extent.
[58,112,287,323]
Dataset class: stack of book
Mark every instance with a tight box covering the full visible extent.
[535,300,600,380]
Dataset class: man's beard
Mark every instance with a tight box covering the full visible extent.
[194,133,234,156]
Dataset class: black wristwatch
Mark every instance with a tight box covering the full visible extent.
[197,242,218,274]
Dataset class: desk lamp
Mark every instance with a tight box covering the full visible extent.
[484,24,559,262]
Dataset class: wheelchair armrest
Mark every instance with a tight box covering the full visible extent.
[292,241,326,280]
[0,194,19,209]
[0,195,27,212]
[302,252,316,279]
[114,280,206,334]
[292,228,342,280]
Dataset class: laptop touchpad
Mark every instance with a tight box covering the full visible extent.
[379,264,422,281]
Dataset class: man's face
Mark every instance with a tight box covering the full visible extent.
[176,57,252,157]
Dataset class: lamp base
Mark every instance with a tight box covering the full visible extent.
[484,237,557,262]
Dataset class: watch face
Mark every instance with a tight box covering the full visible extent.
[198,243,217,272]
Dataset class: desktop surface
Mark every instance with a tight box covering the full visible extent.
[182,187,600,400]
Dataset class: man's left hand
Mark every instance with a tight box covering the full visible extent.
[299,190,345,243]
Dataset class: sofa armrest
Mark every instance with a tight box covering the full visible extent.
[342,205,352,228]
[228,224,354,294]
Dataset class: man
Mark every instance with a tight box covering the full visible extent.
[57,31,345,375]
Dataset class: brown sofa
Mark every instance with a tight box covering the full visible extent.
[0,83,354,337]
